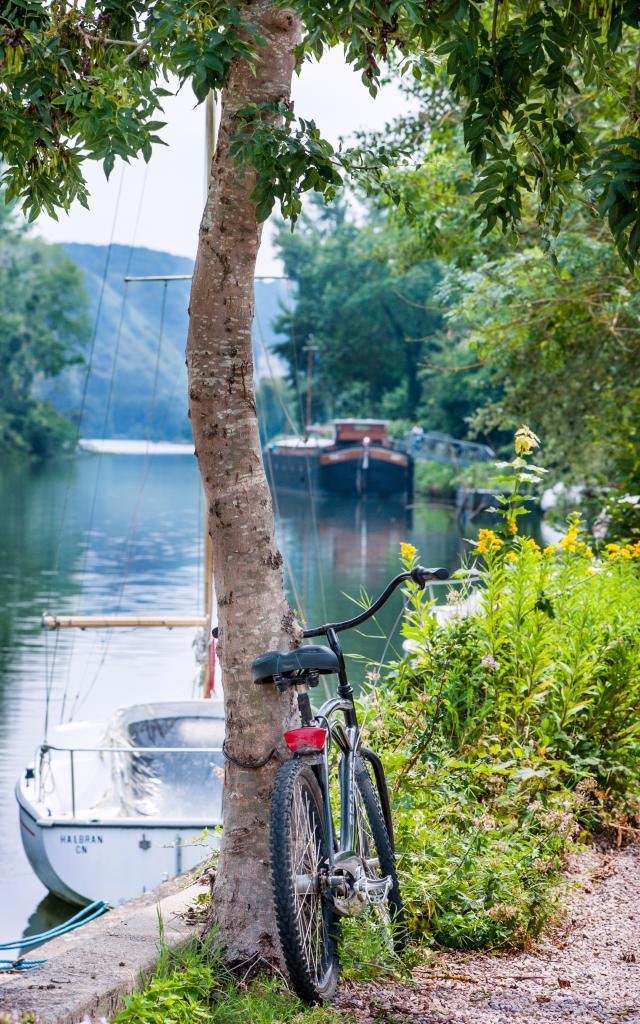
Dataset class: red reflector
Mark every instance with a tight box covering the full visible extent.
[284,727,327,752]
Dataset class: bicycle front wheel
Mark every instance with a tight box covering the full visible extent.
[270,759,339,1002]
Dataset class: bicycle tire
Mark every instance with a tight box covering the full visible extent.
[270,758,339,1002]
[354,755,406,950]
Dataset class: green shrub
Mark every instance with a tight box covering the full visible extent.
[414,461,457,499]
[366,428,640,949]
[413,459,500,500]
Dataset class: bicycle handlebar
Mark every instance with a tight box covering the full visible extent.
[301,565,449,638]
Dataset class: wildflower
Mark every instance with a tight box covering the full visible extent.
[533,858,554,872]
[525,537,542,559]
[507,514,518,535]
[576,777,598,801]
[506,551,517,562]
[401,542,417,561]
[514,425,541,456]
[543,544,556,556]
[476,529,503,554]
[481,654,500,671]
[559,524,579,553]
[473,815,496,831]
[487,903,517,920]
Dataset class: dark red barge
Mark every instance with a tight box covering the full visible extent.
[264,420,414,501]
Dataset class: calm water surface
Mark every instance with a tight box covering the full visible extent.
[0,452,466,943]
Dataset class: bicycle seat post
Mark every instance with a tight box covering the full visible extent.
[293,680,313,726]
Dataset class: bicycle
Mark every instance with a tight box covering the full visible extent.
[251,564,449,1002]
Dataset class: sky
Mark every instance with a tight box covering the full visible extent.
[35,49,408,276]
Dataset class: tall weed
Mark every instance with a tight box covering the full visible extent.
[368,430,640,949]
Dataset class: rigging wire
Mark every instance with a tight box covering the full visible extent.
[284,281,328,623]
[44,165,126,739]
[67,280,169,720]
[59,165,150,725]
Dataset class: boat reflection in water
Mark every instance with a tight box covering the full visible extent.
[265,420,413,500]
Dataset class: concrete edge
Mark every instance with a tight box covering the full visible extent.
[0,870,210,1023]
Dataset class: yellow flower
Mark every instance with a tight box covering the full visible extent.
[506,551,517,562]
[401,542,417,561]
[476,529,503,555]
[525,538,542,560]
[543,545,556,557]
[514,425,541,456]
[559,525,579,553]
[507,515,518,535]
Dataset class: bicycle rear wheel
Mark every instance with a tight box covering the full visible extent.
[270,758,339,1002]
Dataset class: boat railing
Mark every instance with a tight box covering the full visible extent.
[38,744,224,818]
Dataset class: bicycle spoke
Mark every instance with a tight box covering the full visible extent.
[290,780,326,984]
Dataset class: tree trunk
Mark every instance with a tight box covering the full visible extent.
[186,2,301,967]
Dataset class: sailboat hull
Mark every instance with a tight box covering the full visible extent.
[16,785,218,907]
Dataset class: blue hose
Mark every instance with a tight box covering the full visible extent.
[0,958,48,972]
[0,900,109,970]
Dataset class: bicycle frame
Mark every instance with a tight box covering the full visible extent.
[314,694,358,871]
[266,566,449,880]
[301,626,387,879]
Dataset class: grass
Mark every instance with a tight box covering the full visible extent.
[111,939,351,1024]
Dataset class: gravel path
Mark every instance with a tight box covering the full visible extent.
[337,842,640,1023]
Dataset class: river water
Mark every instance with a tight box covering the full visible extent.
[0,452,466,944]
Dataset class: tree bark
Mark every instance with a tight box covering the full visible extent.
[186,2,301,967]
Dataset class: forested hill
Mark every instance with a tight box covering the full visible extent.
[43,243,287,441]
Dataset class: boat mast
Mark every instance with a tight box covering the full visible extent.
[302,340,319,436]
[201,90,217,691]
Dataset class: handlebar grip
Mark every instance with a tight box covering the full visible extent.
[410,565,450,588]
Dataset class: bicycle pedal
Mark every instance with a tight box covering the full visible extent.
[354,874,392,905]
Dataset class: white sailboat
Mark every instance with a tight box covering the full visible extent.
[16,698,224,907]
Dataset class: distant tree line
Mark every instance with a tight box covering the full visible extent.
[0,201,89,459]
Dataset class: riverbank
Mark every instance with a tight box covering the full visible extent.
[0,872,208,1023]
[0,451,463,944]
